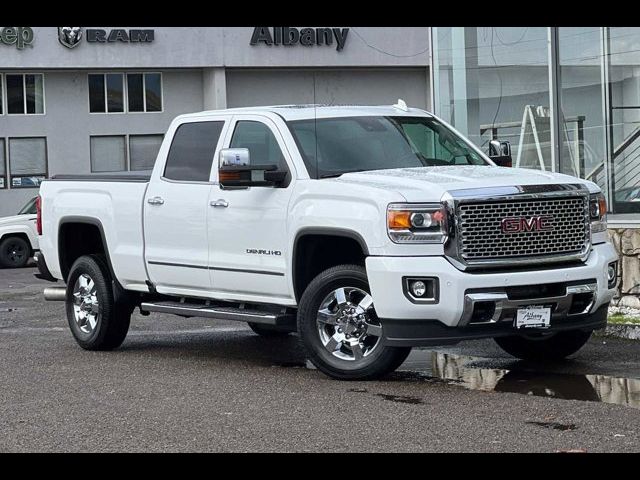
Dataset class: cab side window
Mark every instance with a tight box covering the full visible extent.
[164,121,224,182]
[230,121,290,176]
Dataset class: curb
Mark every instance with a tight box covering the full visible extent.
[595,323,640,341]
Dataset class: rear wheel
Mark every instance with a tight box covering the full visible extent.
[0,236,30,268]
[65,254,132,351]
[494,329,592,361]
[297,264,411,380]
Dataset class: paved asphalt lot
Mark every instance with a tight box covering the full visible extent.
[1,265,640,453]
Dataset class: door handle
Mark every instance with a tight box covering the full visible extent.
[147,196,165,206]
[210,199,229,208]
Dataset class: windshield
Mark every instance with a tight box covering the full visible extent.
[287,115,488,179]
[18,197,37,215]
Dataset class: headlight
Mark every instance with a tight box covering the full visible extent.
[589,192,607,234]
[387,203,447,243]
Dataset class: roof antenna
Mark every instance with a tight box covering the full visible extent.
[393,99,409,112]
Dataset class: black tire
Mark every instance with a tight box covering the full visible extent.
[297,264,411,380]
[494,329,593,361]
[247,322,292,337]
[0,236,30,268]
[65,254,131,351]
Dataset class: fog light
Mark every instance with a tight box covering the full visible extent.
[410,280,427,297]
[403,277,439,303]
[608,262,618,288]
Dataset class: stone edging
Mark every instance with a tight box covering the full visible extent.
[595,323,640,341]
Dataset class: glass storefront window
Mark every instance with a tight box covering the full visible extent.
[433,27,551,167]
[608,27,640,212]
[558,27,607,197]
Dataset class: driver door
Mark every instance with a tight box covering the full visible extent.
[207,115,295,303]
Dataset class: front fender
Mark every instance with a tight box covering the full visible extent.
[0,223,38,251]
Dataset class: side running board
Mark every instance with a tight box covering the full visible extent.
[140,301,296,327]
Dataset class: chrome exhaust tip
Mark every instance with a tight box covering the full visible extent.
[44,287,66,302]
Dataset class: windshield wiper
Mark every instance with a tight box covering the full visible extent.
[319,169,369,179]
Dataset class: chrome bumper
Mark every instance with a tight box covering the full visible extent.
[459,282,597,327]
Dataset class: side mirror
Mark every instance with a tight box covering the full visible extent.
[489,140,512,167]
[218,148,286,188]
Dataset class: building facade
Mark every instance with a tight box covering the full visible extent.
[0,26,638,304]
[0,26,431,215]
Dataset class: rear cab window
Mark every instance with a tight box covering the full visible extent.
[163,121,225,182]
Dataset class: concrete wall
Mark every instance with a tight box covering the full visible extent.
[0,27,430,69]
[0,70,204,216]
[226,68,430,109]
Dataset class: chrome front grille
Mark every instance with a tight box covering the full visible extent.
[456,195,590,263]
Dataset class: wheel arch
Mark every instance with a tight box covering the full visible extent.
[292,227,369,303]
[58,216,116,284]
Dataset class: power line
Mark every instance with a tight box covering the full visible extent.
[350,27,429,58]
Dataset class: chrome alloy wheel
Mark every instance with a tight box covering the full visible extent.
[71,274,100,335]
[316,287,382,361]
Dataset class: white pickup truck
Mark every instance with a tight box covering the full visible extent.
[37,104,619,380]
[0,196,39,268]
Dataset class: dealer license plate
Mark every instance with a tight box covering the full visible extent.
[515,306,551,329]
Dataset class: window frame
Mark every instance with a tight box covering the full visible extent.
[7,136,49,189]
[0,138,7,189]
[128,133,165,171]
[0,73,3,116]
[90,134,128,172]
[3,73,46,116]
[128,72,164,114]
[90,133,165,173]
[88,72,163,115]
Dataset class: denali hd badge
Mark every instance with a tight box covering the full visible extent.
[501,216,553,234]
[58,27,83,49]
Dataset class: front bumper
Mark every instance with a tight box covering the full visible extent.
[365,242,618,345]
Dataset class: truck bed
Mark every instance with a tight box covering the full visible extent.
[38,174,151,292]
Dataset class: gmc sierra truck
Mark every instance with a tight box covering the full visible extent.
[36,104,619,380]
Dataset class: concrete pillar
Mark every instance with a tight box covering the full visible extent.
[203,67,227,110]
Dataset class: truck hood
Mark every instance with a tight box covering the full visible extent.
[335,166,597,202]
[0,214,35,227]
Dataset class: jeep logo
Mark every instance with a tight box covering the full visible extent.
[501,216,553,234]
[0,27,34,50]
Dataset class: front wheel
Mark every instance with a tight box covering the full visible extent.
[297,264,411,380]
[0,236,30,268]
[494,329,592,361]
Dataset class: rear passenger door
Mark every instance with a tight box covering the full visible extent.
[144,118,227,296]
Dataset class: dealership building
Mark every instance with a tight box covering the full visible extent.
[1,26,640,305]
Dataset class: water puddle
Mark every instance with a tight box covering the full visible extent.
[397,350,640,409]
[375,393,425,405]
[526,421,577,431]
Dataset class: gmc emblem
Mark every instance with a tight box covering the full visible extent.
[501,216,554,233]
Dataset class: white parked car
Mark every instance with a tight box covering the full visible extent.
[37,104,618,380]
[0,196,39,268]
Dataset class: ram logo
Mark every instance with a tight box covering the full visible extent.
[501,216,553,234]
[58,27,83,49]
